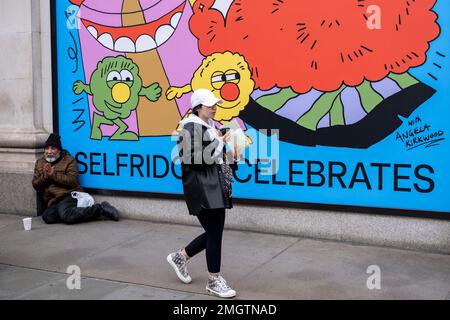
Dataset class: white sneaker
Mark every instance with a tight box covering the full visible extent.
[166,251,192,284]
[206,275,236,298]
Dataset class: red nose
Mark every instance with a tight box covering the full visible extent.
[220,82,240,102]
[69,0,84,5]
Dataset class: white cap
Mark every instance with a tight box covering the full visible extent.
[191,88,222,108]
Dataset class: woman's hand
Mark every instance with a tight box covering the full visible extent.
[233,144,242,161]
[220,131,231,144]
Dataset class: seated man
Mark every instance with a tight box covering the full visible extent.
[32,133,119,224]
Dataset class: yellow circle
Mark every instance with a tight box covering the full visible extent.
[112,83,131,104]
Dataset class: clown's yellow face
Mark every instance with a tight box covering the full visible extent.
[191,52,255,121]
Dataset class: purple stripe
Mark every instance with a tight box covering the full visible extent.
[276,89,323,121]
[318,114,330,128]
[341,87,366,125]
[371,77,401,99]
[250,87,281,100]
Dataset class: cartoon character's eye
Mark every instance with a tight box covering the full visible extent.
[107,71,121,82]
[225,73,240,81]
[120,70,134,82]
[211,74,225,83]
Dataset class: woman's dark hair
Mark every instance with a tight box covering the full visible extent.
[192,105,202,116]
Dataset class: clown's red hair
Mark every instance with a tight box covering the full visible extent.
[190,0,439,93]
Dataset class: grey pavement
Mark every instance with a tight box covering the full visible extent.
[0,214,449,300]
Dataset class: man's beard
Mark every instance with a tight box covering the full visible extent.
[45,153,60,163]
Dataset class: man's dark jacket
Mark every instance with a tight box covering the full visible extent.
[32,150,82,208]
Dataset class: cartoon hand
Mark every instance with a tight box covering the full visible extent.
[73,81,88,95]
[142,82,162,102]
[166,85,192,100]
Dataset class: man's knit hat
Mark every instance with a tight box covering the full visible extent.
[44,133,62,151]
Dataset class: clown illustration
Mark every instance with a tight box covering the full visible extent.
[167,52,255,122]
[73,56,162,140]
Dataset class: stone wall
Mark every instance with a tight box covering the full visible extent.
[0,0,52,215]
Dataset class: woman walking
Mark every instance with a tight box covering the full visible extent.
[167,88,239,298]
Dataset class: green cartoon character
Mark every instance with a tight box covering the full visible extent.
[73,56,162,141]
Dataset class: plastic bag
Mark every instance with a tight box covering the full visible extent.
[220,119,249,161]
[71,191,94,208]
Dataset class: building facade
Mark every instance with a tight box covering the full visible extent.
[1,0,449,254]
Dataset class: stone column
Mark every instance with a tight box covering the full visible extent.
[0,0,53,215]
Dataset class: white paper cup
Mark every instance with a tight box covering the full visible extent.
[23,217,32,231]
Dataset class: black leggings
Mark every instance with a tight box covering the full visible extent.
[184,208,226,274]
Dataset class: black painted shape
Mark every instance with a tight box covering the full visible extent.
[316,83,436,148]
[239,83,436,148]
[239,98,317,146]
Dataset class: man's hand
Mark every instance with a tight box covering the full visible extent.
[43,163,54,178]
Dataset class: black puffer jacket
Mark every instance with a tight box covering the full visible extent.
[178,115,237,215]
